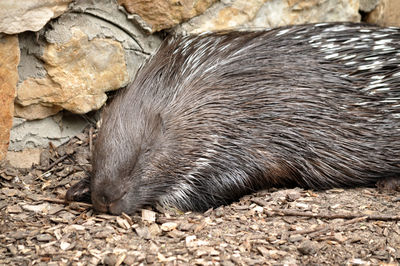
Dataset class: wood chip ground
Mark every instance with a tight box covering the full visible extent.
[1,127,400,265]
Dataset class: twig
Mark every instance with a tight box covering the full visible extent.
[292,216,367,236]
[66,156,89,173]
[268,208,400,221]
[41,154,70,172]
[72,209,90,224]
[89,126,94,153]
[39,197,92,208]
[250,198,400,221]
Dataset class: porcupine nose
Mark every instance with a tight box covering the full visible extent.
[91,185,126,214]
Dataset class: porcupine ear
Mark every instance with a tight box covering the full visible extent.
[142,113,164,151]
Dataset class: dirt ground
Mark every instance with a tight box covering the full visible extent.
[1,127,400,265]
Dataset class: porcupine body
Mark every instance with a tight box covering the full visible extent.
[66,22,400,215]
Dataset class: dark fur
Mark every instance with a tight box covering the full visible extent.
[67,23,400,214]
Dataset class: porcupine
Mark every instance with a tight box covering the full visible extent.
[66,22,400,215]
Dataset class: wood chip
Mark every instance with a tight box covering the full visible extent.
[7,204,22,213]
[141,209,156,223]
[116,216,131,230]
[161,222,178,232]
[2,126,400,265]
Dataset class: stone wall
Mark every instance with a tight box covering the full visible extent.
[0,0,399,167]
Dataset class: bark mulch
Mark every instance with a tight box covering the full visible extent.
[1,127,400,265]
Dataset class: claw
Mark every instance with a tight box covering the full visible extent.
[66,178,91,203]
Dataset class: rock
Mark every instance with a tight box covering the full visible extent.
[10,0,162,152]
[175,0,360,34]
[366,0,400,27]
[118,0,217,33]
[359,0,380,12]
[15,0,161,117]
[8,113,88,152]
[14,103,62,121]
[297,240,318,255]
[0,0,73,34]
[5,148,42,169]
[0,35,19,160]
[16,28,129,114]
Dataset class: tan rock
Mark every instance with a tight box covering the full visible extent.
[176,0,360,33]
[0,35,19,160]
[14,103,62,120]
[366,0,400,27]
[16,77,63,107]
[359,0,379,12]
[16,28,129,114]
[5,148,42,169]
[0,0,73,34]
[118,0,217,32]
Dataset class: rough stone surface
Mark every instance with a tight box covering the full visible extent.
[359,0,380,12]
[17,28,128,114]
[0,0,73,34]
[15,0,161,117]
[10,0,162,151]
[14,103,62,121]
[118,0,217,33]
[8,113,88,152]
[175,0,361,33]
[366,0,400,27]
[5,148,42,169]
[0,35,20,160]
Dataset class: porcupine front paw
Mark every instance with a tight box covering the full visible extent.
[66,178,91,203]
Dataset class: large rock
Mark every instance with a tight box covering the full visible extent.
[15,0,161,117]
[359,0,379,12]
[0,0,73,34]
[14,103,62,121]
[0,35,20,160]
[17,28,129,114]
[6,149,42,169]
[176,0,361,33]
[10,0,162,152]
[118,0,217,33]
[366,0,400,27]
[9,114,88,152]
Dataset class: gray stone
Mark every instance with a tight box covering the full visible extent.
[9,112,88,151]
[360,0,380,12]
